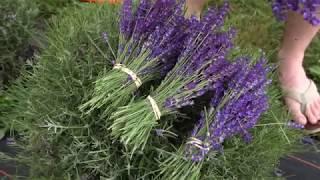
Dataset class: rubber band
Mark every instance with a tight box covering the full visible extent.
[186,137,210,151]
[147,95,161,120]
[113,64,142,88]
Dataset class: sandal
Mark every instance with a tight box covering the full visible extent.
[282,79,320,134]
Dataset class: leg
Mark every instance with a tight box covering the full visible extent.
[185,0,207,18]
[279,11,320,125]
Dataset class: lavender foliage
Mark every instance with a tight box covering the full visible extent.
[272,0,320,25]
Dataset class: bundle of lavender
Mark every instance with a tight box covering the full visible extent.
[159,57,271,179]
[80,0,189,116]
[109,3,234,152]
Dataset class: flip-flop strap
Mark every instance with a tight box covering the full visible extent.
[305,127,320,134]
[283,79,318,112]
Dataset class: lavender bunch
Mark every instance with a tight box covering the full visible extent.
[272,0,320,25]
[187,57,271,161]
[80,0,188,116]
[109,3,234,152]
[159,57,272,179]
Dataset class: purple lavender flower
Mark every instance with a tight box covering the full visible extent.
[102,32,108,43]
[201,1,230,32]
[272,0,320,26]
[143,13,189,72]
[120,0,181,41]
[135,0,151,18]
[120,0,133,37]
[163,3,235,110]
[228,57,271,99]
[206,88,268,150]
[287,121,305,129]
[117,0,189,82]
[132,0,178,41]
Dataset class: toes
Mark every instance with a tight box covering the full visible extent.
[306,104,318,124]
[314,99,320,109]
[316,98,320,112]
[315,98,320,118]
[311,101,320,119]
[316,98,320,105]
[286,98,307,125]
[293,113,308,125]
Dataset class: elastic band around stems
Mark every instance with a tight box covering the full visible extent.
[113,64,142,88]
[147,95,161,120]
[186,137,210,151]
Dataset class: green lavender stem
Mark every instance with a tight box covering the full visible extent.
[79,69,137,116]
[110,99,161,152]
[159,148,203,180]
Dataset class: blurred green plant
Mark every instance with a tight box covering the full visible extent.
[0,0,78,91]
[305,36,320,83]
[0,3,122,179]
[34,0,78,18]
[0,0,39,90]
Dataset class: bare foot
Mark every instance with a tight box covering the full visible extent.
[279,50,320,126]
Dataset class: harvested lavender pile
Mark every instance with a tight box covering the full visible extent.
[109,1,234,152]
[0,1,303,179]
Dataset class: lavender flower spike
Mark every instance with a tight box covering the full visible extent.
[120,0,133,37]
[186,57,271,162]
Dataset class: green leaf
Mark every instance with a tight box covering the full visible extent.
[309,66,320,78]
